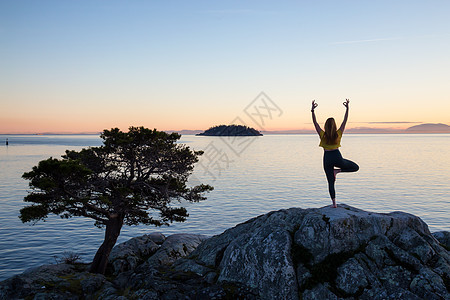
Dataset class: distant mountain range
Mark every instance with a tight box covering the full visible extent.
[404,123,450,132]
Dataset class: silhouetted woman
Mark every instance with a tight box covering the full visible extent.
[311,99,359,208]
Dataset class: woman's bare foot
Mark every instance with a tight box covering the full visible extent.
[332,198,337,208]
[333,168,341,180]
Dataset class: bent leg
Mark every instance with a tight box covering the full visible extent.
[336,158,359,173]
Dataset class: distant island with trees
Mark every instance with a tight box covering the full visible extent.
[196,125,263,136]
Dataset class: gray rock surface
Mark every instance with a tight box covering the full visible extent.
[0,233,211,300]
[145,233,208,267]
[1,204,449,299]
[179,204,449,299]
[433,231,450,249]
[109,232,164,275]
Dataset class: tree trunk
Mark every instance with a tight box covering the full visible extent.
[90,214,124,274]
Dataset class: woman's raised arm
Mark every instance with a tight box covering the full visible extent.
[311,100,322,135]
[339,99,350,133]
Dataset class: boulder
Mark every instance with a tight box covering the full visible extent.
[1,204,449,299]
[0,263,96,300]
[433,231,450,249]
[0,233,208,300]
[178,204,450,299]
[145,233,208,267]
[109,232,165,275]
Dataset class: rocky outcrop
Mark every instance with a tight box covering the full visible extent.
[1,204,449,299]
[107,232,207,276]
[176,204,449,299]
[433,231,450,250]
[0,233,211,300]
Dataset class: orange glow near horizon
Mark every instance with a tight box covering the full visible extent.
[1,89,449,134]
[0,113,445,134]
[1,2,450,134]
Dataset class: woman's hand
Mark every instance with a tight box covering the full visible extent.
[311,100,318,112]
[311,100,321,134]
[339,99,349,132]
[343,99,350,108]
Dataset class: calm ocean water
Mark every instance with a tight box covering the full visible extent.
[0,134,449,280]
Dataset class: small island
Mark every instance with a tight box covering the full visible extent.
[196,124,263,136]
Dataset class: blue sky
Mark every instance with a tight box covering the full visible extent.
[1,1,449,133]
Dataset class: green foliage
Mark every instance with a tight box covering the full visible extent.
[19,204,49,223]
[20,126,213,228]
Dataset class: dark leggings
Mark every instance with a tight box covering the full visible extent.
[323,149,359,199]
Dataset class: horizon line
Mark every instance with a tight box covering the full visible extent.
[2,125,450,136]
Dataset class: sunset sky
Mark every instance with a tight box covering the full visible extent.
[1,1,449,133]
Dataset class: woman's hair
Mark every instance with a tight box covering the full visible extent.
[324,118,338,144]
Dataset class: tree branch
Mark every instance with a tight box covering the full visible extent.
[84,202,110,217]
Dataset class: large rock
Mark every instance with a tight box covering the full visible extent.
[1,205,449,299]
[145,233,208,267]
[177,204,450,299]
[433,231,450,249]
[109,232,165,275]
[0,263,105,300]
[0,233,209,300]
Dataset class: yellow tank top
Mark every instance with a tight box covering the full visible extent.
[319,129,342,150]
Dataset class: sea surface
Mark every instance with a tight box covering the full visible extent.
[0,134,449,280]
